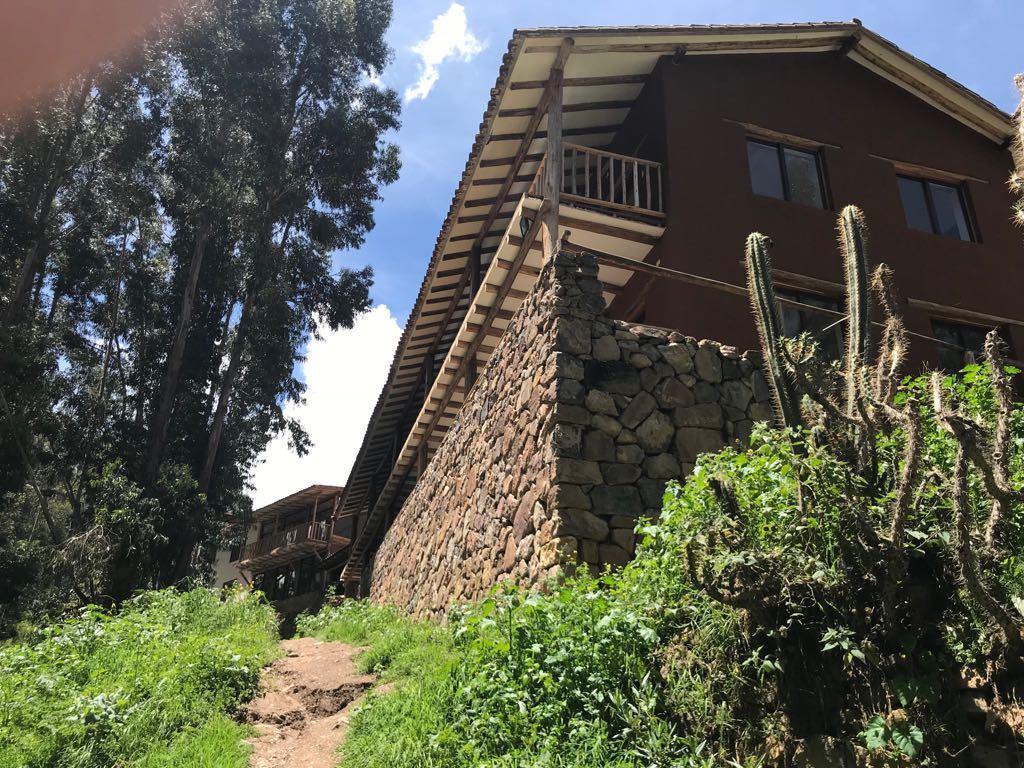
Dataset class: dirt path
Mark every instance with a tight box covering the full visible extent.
[243,637,376,768]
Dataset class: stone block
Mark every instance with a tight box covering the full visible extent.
[620,391,657,429]
[555,508,609,541]
[601,462,642,485]
[584,389,617,415]
[660,343,694,374]
[591,485,643,517]
[539,535,578,569]
[553,352,584,380]
[721,379,753,411]
[609,527,635,553]
[638,478,668,508]
[616,444,645,464]
[749,402,773,422]
[592,414,622,437]
[616,428,637,444]
[555,403,592,426]
[583,430,616,462]
[592,334,620,361]
[557,378,585,404]
[654,376,695,409]
[643,453,682,479]
[674,403,724,429]
[694,345,723,383]
[599,543,631,567]
[694,381,720,403]
[551,423,582,456]
[555,458,603,484]
[585,360,641,396]
[580,539,600,564]
[548,483,590,510]
[629,352,653,369]
[636,410,674,453]
[676,427,726,461]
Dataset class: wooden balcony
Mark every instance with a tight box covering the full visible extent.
[528,142,664,221]
[238,521,350,573]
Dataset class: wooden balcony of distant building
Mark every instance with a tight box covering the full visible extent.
[237,520,350,573]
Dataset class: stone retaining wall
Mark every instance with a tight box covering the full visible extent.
[367,250,772,616]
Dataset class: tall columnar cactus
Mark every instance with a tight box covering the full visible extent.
[744,233,802,430]
[1011,76,1024,229]
[838,206,870,417]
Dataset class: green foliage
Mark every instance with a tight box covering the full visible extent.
[0,587,277,768]
[0,0,399,625]
[297,359,1022,766]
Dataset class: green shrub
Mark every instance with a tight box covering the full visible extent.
[0,587,277,768]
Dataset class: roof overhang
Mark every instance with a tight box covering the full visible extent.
[252,484,344,524]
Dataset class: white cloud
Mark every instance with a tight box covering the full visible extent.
[249,305,402,509]
[404,2,484,103]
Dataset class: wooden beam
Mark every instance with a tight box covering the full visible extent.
[510,73,648,90]
[477,150,544,167]
[498,99,635,118]
[488,124,619,144]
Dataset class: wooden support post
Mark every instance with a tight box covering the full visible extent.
[469,245,482,298]
[542,52,566,262]
[417,441,427,477]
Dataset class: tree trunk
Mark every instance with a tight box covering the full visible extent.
[198,287,254,493]
[142,219,211,487]
[6,75,93,323]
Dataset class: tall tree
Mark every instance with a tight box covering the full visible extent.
[0,0,399,624]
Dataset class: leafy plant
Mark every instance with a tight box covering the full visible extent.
[0,587,277,768]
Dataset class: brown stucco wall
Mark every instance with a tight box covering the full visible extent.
[367,251,770,617]
[608,52,1022,364]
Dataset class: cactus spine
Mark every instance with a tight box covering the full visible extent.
[744,233,802,429]
[838,206,870,417]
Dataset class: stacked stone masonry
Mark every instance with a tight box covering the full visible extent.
[367,250,772,618]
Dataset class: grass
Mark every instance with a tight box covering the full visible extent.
[0,587,278,768]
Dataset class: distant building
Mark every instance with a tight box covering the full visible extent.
[329,22,1019,615]
[219,485,349,618]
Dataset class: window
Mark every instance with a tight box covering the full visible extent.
[747,139,827,208]
[776,289,843,360]
[931,320,991,372]
[897,176,974,241]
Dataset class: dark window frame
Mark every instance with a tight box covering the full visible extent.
[931,318,998,372]
[775,288,844,361]
[897,175,976,242]
[746,138,830,209]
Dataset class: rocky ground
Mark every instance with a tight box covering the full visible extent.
[242,637,375,768]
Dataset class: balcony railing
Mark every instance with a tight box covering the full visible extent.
[239,521,331,564]
[529,142,664,217]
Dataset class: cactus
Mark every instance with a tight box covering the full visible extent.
[838,206,870,417]
[744,233,802,430]
[1012,75,1023,229]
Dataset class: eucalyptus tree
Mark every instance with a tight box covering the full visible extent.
[0,0,399,622]
[172,0,399,578]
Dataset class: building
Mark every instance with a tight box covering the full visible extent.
[221,485,350,618]
[332,22,1019,614]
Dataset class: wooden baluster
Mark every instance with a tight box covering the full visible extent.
[644,163,651,211]
[571,148,576,195]
[597,154,602,200]
[626,159,634,207]
[585,150,590,199]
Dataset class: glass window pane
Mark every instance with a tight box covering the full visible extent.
[928,182,971,241]
[747,141,784,200]
[898,177,932,233]
[783,148,824,208]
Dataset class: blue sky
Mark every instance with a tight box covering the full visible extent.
[252,0,1022,504]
